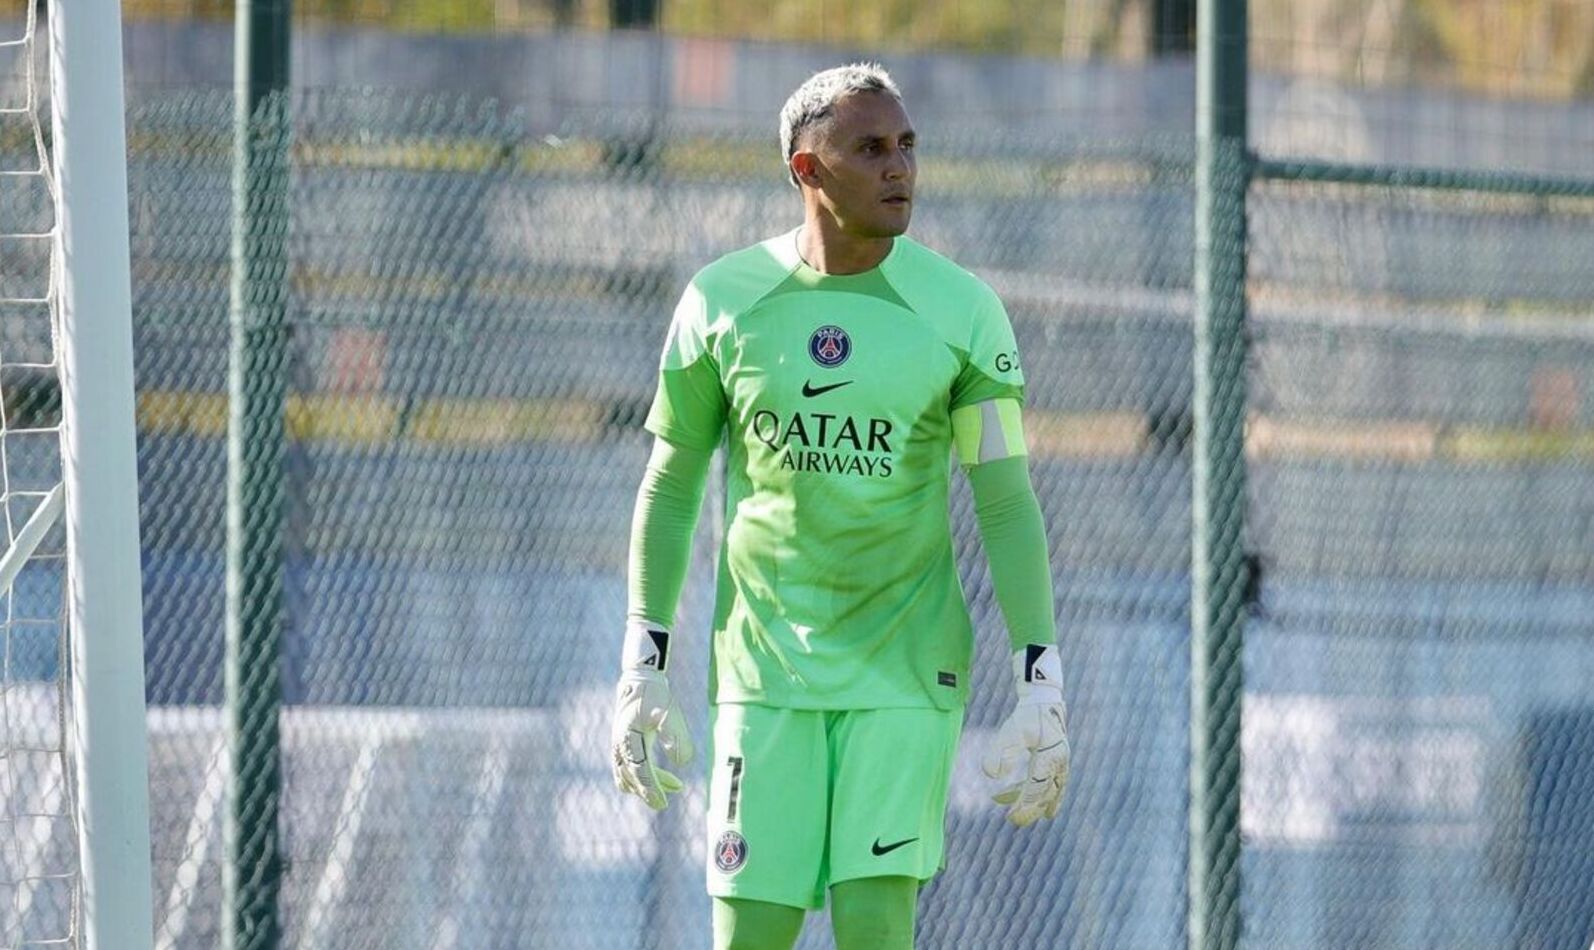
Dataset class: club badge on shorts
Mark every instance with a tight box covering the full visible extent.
[808,325,851,367]
[713,830,748,873]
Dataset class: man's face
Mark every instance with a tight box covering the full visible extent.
[798,91,917,238]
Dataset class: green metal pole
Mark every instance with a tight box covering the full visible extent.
[1253,156,1594,198]
[227,2,290,948]
[1191,0,1248,948]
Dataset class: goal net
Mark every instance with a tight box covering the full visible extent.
[0,3,76,946]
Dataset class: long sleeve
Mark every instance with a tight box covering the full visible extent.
[967,455,1056,651]
[626,436,715,628]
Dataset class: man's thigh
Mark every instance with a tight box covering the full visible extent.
[826,706,964,887]
[706,703,829,910]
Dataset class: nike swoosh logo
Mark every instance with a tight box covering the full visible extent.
[871,836,918,856]
[802,379,854,398]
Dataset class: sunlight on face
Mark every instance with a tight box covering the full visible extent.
[803,91,917,239]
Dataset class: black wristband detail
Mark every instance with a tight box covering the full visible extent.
[1024,643,1049,684]
[641,628,670,672]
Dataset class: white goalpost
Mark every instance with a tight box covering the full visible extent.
[47,0,155,948]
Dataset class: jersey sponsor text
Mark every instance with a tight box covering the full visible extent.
[751,408,895,479]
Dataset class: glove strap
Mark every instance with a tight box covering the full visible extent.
[622,620,672,674]
[1012,643,1063,706]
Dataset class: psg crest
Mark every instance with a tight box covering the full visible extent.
[808,325,851,367]
[714,830,748,873]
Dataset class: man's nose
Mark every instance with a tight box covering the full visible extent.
[884,148,911,180]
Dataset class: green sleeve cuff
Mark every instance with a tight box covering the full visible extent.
[966,455,1056,650]
[627,436,714,627]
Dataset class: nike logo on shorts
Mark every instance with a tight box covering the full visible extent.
[871,836,918,856]
[802,379,854,398]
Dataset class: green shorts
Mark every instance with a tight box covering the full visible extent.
[704,702,964,910]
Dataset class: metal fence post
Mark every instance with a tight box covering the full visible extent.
[1191,0,1249,947]
[228,2,291,947]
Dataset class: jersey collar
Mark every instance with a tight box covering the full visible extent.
[774,227,905,281]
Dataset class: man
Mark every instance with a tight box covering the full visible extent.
[611,63,1070,950]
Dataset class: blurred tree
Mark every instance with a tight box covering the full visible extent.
[1251,0,1594,98]
[609,0,655,28]
[0,0,1575,94]
[1151,0,1194,54]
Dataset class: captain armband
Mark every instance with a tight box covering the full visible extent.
[951,398,1028,467]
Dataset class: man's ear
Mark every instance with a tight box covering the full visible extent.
[790,150,822,188]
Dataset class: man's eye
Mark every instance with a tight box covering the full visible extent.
[901,140,915,150]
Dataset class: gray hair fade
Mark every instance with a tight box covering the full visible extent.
[779,63,903,188]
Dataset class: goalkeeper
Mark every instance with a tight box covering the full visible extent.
[611,63,1070,950]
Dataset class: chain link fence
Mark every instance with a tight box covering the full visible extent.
[1243,172,1594,949]
[0,14,1526,941]
[1246,9,1594,935]
[126,89,1202,948]
[116,80,1594,948]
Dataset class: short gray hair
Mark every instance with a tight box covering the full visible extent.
[779,63,902,188]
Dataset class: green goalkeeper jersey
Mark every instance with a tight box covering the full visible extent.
[645,229,1025,710]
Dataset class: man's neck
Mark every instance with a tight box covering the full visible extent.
[797,220,895,275]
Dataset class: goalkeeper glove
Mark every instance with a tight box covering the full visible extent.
[982,643,1071,827]
[611,622,694,810]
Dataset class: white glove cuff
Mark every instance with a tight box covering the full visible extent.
[1012,643,1064,705]
[622,620,672,674]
